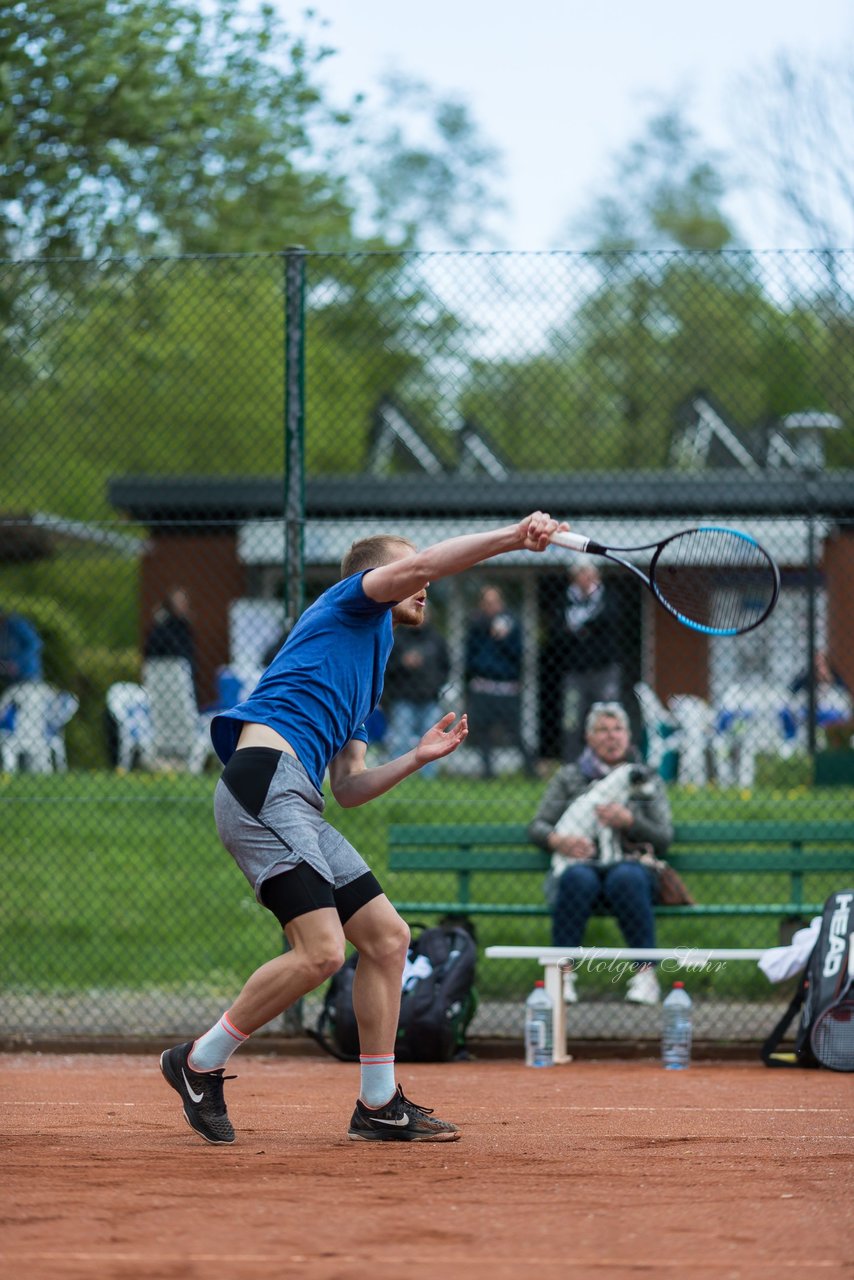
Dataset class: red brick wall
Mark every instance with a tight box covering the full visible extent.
[653,609,710,702]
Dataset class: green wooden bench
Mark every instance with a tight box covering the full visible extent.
[387,820,854,922]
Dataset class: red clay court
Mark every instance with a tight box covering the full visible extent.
[3,1051,852,1280]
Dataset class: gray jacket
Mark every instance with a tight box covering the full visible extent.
[528,761,674,860]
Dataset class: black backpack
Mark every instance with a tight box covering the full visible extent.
[761,888,854,1072]
[308,920,478,1063]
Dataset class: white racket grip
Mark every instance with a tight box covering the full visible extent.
[550,530,590,553]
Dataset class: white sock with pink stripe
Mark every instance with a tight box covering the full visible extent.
[359,1053,396,1108]
[188,1012,249,1071]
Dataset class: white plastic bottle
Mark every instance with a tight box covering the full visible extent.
[661,980,693,1070]
[524,979,554,1067]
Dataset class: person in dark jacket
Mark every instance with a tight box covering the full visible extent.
[528,701,673,1006]
[382,605,450,777]
[556,558,621,759]
[144,588,195,667]
[142,586,199,710]
[465,584,535,778]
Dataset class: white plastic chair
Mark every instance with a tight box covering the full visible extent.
[633,681,681,779]
[142,658,215,774]
[106,682,154,771]
[45,690,79,771]
[0,681,72,774]
[714,683,786,789]
[667,694,716,786]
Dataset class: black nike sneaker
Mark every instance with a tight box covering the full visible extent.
[348,1084,461,1142]
[159,1042,235,1145]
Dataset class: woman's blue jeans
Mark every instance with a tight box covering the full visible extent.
[551,860,658,949]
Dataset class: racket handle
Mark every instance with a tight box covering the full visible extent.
[550,530,591,553]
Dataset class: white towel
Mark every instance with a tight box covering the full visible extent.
[401,954,433,990]
[757,917,822,983]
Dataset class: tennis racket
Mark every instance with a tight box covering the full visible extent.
[810,930,854,1073]
[551,525,780,636]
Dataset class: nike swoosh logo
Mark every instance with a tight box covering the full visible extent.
[370,1113,410,1127]
[182,1068,204,1104]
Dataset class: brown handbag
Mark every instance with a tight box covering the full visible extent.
[654,859,697,907]
[633,847,697,907]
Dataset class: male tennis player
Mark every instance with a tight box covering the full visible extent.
[160,511,567,1144]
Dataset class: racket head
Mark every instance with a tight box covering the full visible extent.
[810,987,854,1072]
[649,527,780,636]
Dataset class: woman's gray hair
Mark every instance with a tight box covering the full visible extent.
[585,701,630,735]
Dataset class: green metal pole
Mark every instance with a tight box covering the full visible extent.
[281,246,307,1036]
[806,509,817,759]
[284,246,306,630]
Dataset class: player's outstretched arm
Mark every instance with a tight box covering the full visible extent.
[362,512,568,604]
[328,714,469,807]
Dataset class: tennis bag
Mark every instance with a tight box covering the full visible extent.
[308,921,478,1063]
[761,888,854,1072]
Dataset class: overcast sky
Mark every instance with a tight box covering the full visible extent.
[282,0,854,249]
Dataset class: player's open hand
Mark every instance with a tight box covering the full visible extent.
[517,512,569,552]
[415,712,469,765]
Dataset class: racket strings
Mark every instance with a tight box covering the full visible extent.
[811,996,854,1072]
[651,529,778,634]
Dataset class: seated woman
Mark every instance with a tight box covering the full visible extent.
[527,701,673,1006]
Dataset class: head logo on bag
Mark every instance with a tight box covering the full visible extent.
[762,888,854,1073]
[822,892,852,979]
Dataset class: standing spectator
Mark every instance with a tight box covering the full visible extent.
[465,584,535,778]
[528,702,673,1006]
[556,558,621,759]
[144,587,198,699]
[383,604,450,777]
[0,607,43,692]
[788,649,854,749]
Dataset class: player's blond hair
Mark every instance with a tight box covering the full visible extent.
[340,535,415,579]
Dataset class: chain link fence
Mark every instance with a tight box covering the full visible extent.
[2,248,853,1050]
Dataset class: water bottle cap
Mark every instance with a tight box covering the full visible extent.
[673,981,685,988]
[534,980,545,988]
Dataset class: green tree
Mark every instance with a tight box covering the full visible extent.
[458,97,853,473]
[735,50,854,253]
[567,107,736,252]
[461,249,854,474]
[0,249,467,516]
[1,0,357,258]
[1,1,505,259]
[345,75,505,249]
[460,101,745,471]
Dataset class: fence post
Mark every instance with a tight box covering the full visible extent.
[805,508,817,759]
[281,246,307,1037]
[284,246,306,630]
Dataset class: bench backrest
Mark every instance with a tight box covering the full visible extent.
[388,821,854,871]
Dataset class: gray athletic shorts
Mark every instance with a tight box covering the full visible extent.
[213,749,371,900]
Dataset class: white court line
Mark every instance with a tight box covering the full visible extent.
[0,1256,845,1269]
[542,1105,851,1114]
[4,1101,850,1114]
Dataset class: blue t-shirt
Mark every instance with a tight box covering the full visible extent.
[211,573,395,790]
